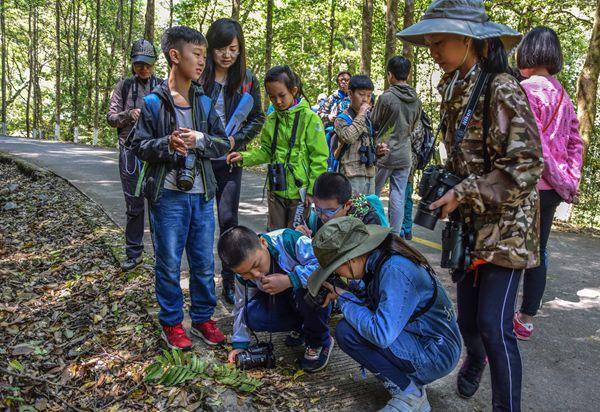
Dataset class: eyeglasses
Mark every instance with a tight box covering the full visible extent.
[214,48,240,58]
[314,204,344,219]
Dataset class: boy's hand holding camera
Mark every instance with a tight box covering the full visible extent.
[261,273,292,295]
[358,102,371,117]
[168,128,205,156]
[320,281,349,308]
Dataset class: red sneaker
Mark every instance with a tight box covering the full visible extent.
[190,319,226,346]
[513,312,534,341]
[161,324,193,350]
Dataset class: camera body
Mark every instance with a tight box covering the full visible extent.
[267,163,287,192]
[174,151,197,191]
[304,275,348,310]
[414,165,462,230]
[359,144,376,167]
[234,342,276,370]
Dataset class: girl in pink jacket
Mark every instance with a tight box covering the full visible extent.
[514,26,584,340]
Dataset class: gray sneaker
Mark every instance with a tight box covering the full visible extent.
[121,256,143,272]
[378,388,430,412]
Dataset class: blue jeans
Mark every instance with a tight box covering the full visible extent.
[246,288,331,347]
[335,319,417,389]
[375,167,411,234]
[149,188,216,326]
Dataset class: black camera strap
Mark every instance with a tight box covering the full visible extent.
[452,71,491,152]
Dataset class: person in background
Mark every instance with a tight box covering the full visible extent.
[202,18,265,305]
[371,56,422,236]
[318,71,352,126]
[514,26,584,340]
[107,39,161,272]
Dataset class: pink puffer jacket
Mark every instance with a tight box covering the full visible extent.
[521,75,584,203]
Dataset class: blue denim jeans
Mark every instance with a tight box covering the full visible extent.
[246,288,331,348]
[401,180,414,237]
[375,167,411,234]
[149,188,216,326]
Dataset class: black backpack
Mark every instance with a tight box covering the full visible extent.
[412,109,435,171]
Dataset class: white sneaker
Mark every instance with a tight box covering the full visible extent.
[378,387,431,412]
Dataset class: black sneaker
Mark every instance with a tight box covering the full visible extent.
[299,337,334,373]
[285,330,305,347]
[121,256,142,272]
[221,276,235,305]
[457,356,488,399]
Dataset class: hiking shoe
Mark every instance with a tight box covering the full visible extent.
[300,337,334,373]
[121,256,142,272]
[190,320,226,346]
[513,312,534,341]
[161,324,193,351]
[456,356,488,399]
[404,232,413,241]
[285,330,305,347]
[379,388,431,412]
[221,276,235,305]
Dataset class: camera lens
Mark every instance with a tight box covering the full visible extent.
[414,203,439,230]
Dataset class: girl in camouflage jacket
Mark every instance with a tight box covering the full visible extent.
[398,1,543,411]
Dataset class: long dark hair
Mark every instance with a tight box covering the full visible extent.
[264,65,308,103]
[473,37,509,74]
[203,18,247,97]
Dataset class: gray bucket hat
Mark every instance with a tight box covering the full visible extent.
[307,217,391,296]
[397,0,521,50]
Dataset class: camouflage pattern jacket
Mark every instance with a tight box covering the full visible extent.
[438,66,544,269]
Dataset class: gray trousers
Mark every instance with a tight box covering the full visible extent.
[375,167,410,234]
[347,175,376,195]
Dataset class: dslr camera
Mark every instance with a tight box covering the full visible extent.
[414,165,462,230]
[267,162,287,192]
[174,150,197,191]
[304,274,348,310]
[359,144,376,167]
[235,342,276,370]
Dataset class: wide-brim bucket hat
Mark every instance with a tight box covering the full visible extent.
[307,217,391,297]
[397,0,521,50]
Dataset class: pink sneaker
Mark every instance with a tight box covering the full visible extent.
[513,312,533,340]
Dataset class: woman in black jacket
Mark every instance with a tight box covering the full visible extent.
[203,18,265,304]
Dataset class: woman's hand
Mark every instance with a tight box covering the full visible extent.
[429,189,459,220]
[321,281,349,308]
[228,349,244,364]
[227,151,243,164]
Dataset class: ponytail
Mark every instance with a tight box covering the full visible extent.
[474,38,508,74]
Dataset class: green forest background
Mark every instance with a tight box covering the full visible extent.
[0,0,599,227]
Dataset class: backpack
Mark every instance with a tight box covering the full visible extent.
[411,109,435,171]
[306,194,389,233]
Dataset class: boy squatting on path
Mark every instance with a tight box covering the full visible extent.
[131,26,230,350]
[217,226,334,372]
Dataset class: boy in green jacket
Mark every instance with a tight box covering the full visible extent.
[228,66,328,230]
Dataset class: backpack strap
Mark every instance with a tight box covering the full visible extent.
[199,94,212,119]
[373,250,438,323]
[334,112,353,161]
[144,93,162,124]
[120,77,135,111]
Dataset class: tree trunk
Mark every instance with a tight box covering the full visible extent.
[1,0,6,135]
[384,0,398,89]
[144,0,155,42]
[360,0,373,76]
[327,0,336,95]
[169,0,173,27]
[264,0,274,110]
[232,0,240,20]
[33,6,41,138]
[576,0,600,156]
[55,0,61,140]
[26,6,32,138]
[240,0,255,25]
[402,0,415,86]
[73,0,81,143]
[93,0,101,146]
[124,0,134,76]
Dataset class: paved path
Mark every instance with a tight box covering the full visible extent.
[2,135,600,411]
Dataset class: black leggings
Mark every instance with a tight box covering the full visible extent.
[520,189,563,316]
[212,159,243,278]
[457,264,523,412]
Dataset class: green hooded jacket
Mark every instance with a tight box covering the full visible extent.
[241,99,328,200]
